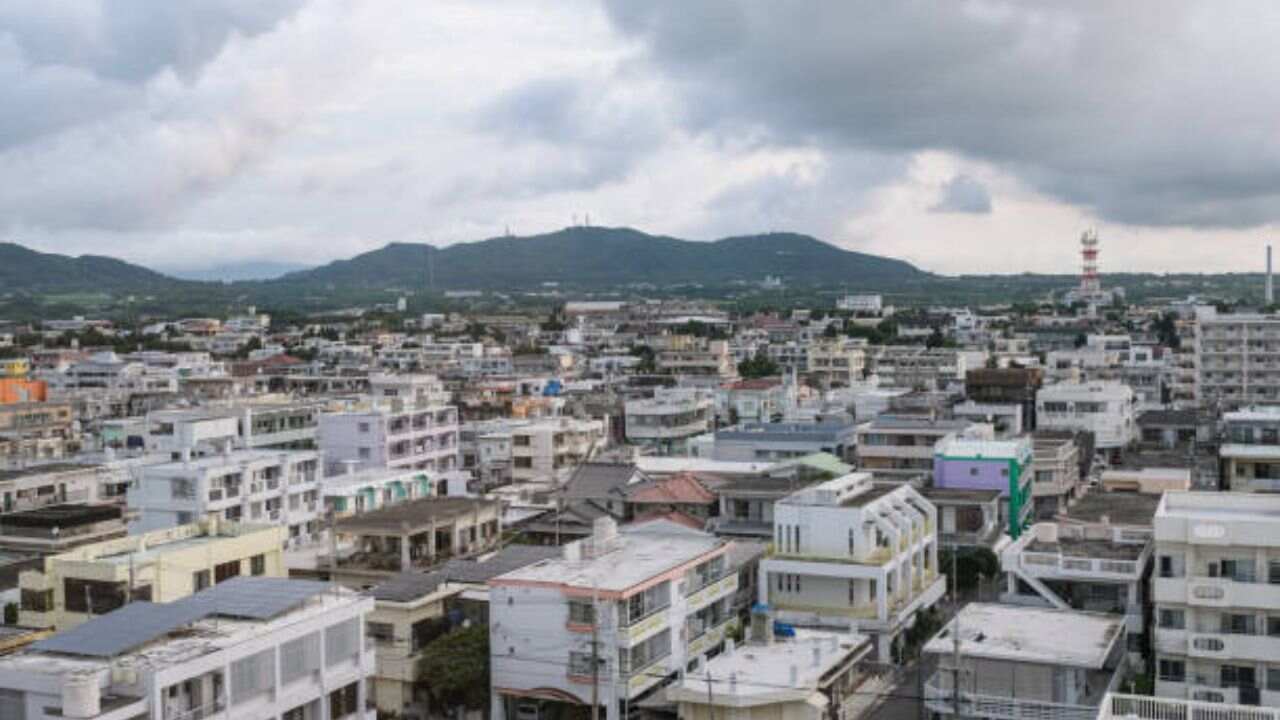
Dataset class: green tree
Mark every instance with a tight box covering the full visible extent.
[416,624,489,711]
[737,351,780,379]
[3,602,16,625]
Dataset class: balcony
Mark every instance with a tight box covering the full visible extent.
[1097,692,1280,720]
[924,673,1102,720]
[1153,576,1280,609]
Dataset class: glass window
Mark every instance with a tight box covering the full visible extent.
[567,600,595,625]
[325,618,359,667]
[250,554,266,576]
[231,648,276,704]
[1158,659,1185,683]
[327,682,358,719]
[280,632,321,685]
[1158,609,1185,630]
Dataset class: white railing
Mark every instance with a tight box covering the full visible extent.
[1018,552,1140,578]
[924,676,1097,720]
[1098,693,1280,720]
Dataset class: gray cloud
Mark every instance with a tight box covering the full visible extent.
[931,174,992,214]
[602,2,1280,229]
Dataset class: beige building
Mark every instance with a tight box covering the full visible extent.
[367,572,464,719]
[18,517,285,630]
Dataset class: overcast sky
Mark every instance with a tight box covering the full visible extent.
[3,1,1279,276]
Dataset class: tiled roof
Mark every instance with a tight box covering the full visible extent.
[626,472,717,505]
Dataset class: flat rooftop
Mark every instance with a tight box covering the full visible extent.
[840,484,899,508]
[668,630,871,700]
[0,504,121,529]
[335,496,497,534]
[923,603,1123,668]
[1158,491,1280,522]
[144,449,316,473]
[1026,537,1146,561]
[921,487,1002,504]
[0,463,97,482]
[1060,491,1160,527]
[491,526,724,593]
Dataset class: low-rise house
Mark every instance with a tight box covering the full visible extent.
[854,415,992,479]
[709,416,857,464]
[18,517,285,630]
[923,604,1128,720]
[1031,431,1085,519]
[625,388,715,455]
[665,629,874,720]
[920,488,1003,548]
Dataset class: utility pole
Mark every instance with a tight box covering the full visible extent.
[591,584,600,720]
[705,671,715,720]
[950,545,962,720]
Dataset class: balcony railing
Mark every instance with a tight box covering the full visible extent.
[924,675,1098,720]
[167,699,227,720]
[1098,693,1280,720]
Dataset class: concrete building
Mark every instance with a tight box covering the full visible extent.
[1194,309,1280,409]
[625,389,715,455]
[933,436,1034,538]
[0,401,78,465]
[331,496,501,585]
[1001,522,1152,661]
[318,399,459,476]
[665,629,874,720]
[760,473,944,660]
[1030,431,1086,519]
[490,518,738,720]
[18,518,286,630]
[836,294,883,314]
[718,378,791,425]
[322,466,441,518]
[1219,405,1280,492]
[709,417,857,464]
[1036,381,1137,450]
[1152,491,1280,705]
[854,416,993,479]
[806,338,867,388]
[870,347,964,391]
[0,577,375,720]
[510,417,608,485]
[0,504,127,555]
[129,450,322,547]
[965,367,1044,433]
[923,603,1128,720]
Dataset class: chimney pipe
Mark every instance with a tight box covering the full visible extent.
[1268,244,1274,305]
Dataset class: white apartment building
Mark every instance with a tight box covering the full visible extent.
[145,402,324,458]
[624,388,714,455]
[318,400,459,476]
[1152,492,1280,706]
[368,373,451,406]
[322,466,441,518]
[759,473,944,660]
[511,417,608,484]
[129,450,322,546]
[0,577,375,720]
[1195,309,1280,409]
[490,518,738,720]
[655,337,736,380]
[41,351,179,394]
[836,294,883,314]
[1036,381,1136,450]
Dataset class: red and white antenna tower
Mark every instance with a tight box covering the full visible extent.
[1079,229,1100,296]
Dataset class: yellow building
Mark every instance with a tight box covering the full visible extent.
[18,517,286,630]
[0,358,29,378]
[367,573,464,719]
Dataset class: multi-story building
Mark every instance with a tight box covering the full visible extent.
[318,399,459,476]
[870,347,964,391]
[1001,521,1152,661]
[624,389,714,455]
[18,517,285,630]
[323,466,441,518]
[854,416,992,479]
[0,401,78,465]
[760,472,944,659]
[511,417,608,484]
[1031,430,1084,518]
[1219,405,1280,492]
[923,604,1128,720]
[806,338,867,388]
[0,463,106,513]
[708,417,857,463]
[0,577,375,720]
[1194,308,1280,409]
[1152,491,1280,705]
[933,436,1034,538]
[655,336,736,380]
[717,378,791,425]
[129,450,322,546]
[490,518,738,720]
[1036,381,1136,451]
[964,366,1044,433]
[836,293,883,314]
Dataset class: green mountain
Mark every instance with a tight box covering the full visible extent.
[280,226,926,289]
[0,242,180,293]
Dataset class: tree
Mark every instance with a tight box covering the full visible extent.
[630,344,657,374]
[737,351,780,379]
[416,624,489,711]
[940,546,1000,594]
[3,602,16,625]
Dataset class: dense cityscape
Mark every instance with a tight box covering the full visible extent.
[5,3,1280,720]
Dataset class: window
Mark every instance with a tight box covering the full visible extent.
[358,422,371,433]
[1222,614,1257,635]
[215,560,241,584]
[193,570,211,591]
[1269,617,1280,637]
[280,632,321,685]
[1221,665,1257,689]
[1158,609,1185,630]
[1158,659,1185,683]
[250,554,266,576]
[325,618,359,667]
[1269,668,1280,692]
[0,689,24,720]
[358,447,371,460]
[231,648,276,704]
[20,589,52,613]
[621,629,671,675]
[1270,560,1280,584]
[1218,559,1255,583]
[568,600,596,625]
[328,682,359,719]
[367,622,394,644]
[64,579,126,614]
[569,651,605,677]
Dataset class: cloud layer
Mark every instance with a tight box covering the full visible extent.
[2,1,1279,275]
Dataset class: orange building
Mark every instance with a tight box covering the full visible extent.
[0,378,47,405]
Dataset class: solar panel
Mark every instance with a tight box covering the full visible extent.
[31,601,209,658]
[186,577,331,619]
